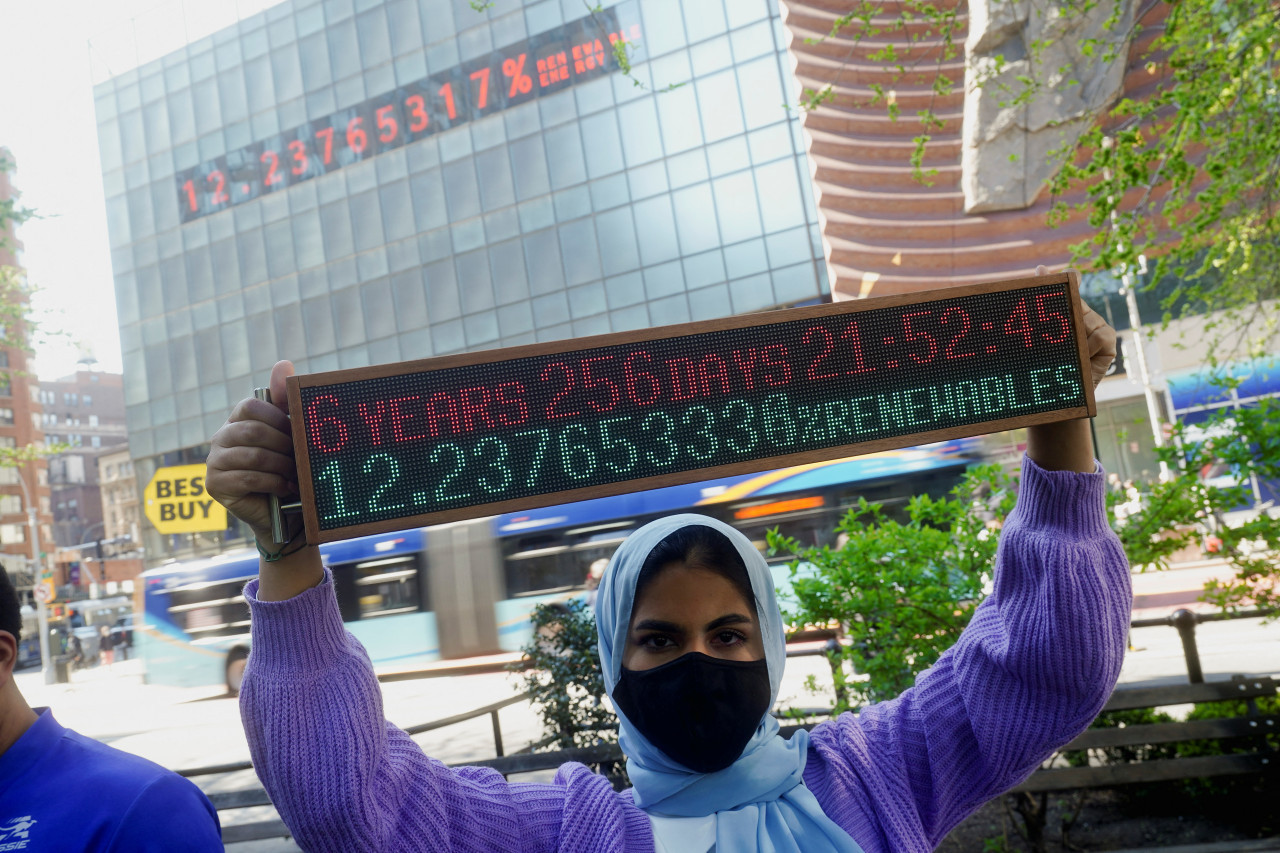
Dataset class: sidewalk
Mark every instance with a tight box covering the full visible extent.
[1129,558,1238,621]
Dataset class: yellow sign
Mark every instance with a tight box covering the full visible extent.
[144,464,227,534]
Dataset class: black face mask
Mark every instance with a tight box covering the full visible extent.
[612,652,772,774]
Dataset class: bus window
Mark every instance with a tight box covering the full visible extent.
[502,535,581,598]
[165,580,252,640]
[332,555,427,621]
[731,495,840,560]
[568,532,628,584]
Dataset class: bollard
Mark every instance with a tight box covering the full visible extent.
[1168,608,1204,684]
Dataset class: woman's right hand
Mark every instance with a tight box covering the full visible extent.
[208,360,324,601]
[207,360,300,544]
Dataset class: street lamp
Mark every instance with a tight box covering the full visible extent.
[13,464,54,684]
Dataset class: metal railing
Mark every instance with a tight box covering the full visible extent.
[180,690,534,780]
[1130,607,1276,684]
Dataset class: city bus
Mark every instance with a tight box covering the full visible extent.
[137,441,980,693]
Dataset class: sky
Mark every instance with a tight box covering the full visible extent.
[0,0,283,381]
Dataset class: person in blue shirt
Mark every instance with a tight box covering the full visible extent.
[0,565,222,852]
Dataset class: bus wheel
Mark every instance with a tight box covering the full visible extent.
[225,648,249,695]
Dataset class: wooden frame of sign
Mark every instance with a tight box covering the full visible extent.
[286,270,1095,543]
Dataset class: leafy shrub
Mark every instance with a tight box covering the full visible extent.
[512,599,618,750]
[768,464,1017,711]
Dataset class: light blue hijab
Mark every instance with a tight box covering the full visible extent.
[596,513,863,853]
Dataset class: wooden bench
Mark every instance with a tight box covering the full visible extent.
[1015,675,1278,794]
[206,744,628,844]
[203,678,1278,844]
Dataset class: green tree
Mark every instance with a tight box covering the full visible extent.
[797,0,1280,610]
[1047,0,1280,353]
[1122,392,1280,613]
[768,464,1017,712]
[772,395,1279,715]
[0,153,65,468]
[802,0,1280,355]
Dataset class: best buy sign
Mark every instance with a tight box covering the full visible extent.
[143,465,227,534]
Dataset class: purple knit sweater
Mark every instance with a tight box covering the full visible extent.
[240,457,1131,852]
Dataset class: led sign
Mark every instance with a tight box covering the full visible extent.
[287,272,1095,542]
[176,4,642,222]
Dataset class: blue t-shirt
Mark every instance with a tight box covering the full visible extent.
[0,708,222,852]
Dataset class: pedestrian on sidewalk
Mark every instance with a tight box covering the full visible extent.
[66,631,83,673]
[97,625,114,670]
[0,565,223,851]
[208,294,1129,852]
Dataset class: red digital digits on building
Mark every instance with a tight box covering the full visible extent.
[572,39,606,74]
[537,52,570,87]
[177,8,643,221]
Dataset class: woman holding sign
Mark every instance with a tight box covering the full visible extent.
[207,296,1126,852]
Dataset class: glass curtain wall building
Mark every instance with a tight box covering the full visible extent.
[93,0,828,564]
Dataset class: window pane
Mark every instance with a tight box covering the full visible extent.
[632,195,680,266]
[424,258,461,321]
[643,259,684,300]
[217,67,248,124]
[362,278,397,339]
[671,183,720,255]
[656,84,703,155]
[301,296,336,354]
[299,32,332,89]
[747,122,791,165]
[320,201,355,260]
[387,0,422,57]
[443,160,481,220]
[684,0,727,43]
[475,147,516,211]
[712,171,762,244]
[264,219,297,280]
[291,209,325,269]
[617,98,662,166]
[523,232,566,296]
[545,124,587,189]
[379,182,415,242]
[349,189,386,252]
[390,269,428,329]
[456,249,495,313]
[736,55,785,131]
[356,8,392,68]
[327,18,361,80]
[332,286,365,348]
[509,136,551,201]
[754,160,804,234]
[558,219,602,287]
[489,239,530,305]
[696,69,744,143]
[683,249,726,288]
[639,0,688,58]
[270,42,303,101]
[580,112,624,178]
[410,169,448,232]
[142,101,171,153]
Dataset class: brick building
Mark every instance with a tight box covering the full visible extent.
[97,444,139,547]
[0,149,53,591]
[39,368,128,549]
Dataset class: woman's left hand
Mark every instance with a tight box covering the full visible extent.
[1026,265,1117,473]
[1038,264,1117,388]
